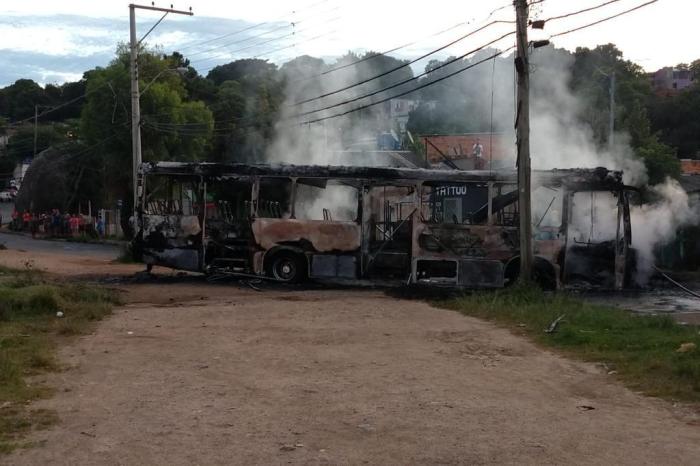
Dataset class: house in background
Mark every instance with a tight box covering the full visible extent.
[11,157,32,188]
[680,159,700,175]
[378,98,436,134]
[420,133,513,170]
[649,67,695,96]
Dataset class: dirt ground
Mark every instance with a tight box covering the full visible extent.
[2,247,700,465]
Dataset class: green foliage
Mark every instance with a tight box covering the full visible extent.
[204,58,284,162]
[0,79,47,121]
[206,58,278,87]
[0,266,118,453]
[78,45,214,214]
[635,136,681,184]
[6,124,70,161]
[441,285,700,402]
[0,79,86,122]
[649,83,700,158]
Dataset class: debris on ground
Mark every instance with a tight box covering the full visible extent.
[545,314,565,334]
[676,342,696,353]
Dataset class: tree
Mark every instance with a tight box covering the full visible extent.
[206,59,278,88]
[0,79,48,121]
[570,44,652,146]
[78,45,213,221]
[200,58,285,162]
[636,136,680,184]
[649,75,700,158]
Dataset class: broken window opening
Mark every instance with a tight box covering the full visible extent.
[144,176,199,216]
[532,185,564,240]
[295,179,359,222]
[206,177,253,223]
[257,177,292,219]
[486,183,519,227]
[367,185,416,246]
[569,191,619,245]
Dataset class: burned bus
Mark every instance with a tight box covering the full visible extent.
[133,162,635,289]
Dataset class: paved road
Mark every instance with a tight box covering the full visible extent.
[0,231,120,259]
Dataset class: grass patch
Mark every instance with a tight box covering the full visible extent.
[441,284,700,403]
[0,265,119,454]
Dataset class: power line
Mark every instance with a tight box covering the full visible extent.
[185,4,340,61]
[147,0,658,136]
[6,83,108,128]
[317,16,514,79]
[299,48,514,126]
[173,0,332,53]
[549,0,657,38]
[542,0,623,23]
[185,22,297,59]
[296,0,659,126]
[195,25,342,77]
[188,9,342,66]
[290,20,513,107]
[150,28,516,132]
[283,0,620,111]
[293,30,516,118]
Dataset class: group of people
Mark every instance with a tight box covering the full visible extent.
[5,209,105,239]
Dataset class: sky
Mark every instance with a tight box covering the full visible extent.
[0,0,695,87]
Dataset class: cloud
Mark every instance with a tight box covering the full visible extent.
[0,13,271,86]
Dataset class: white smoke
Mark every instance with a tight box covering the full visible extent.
[631,179,697,282]
[524,46,699,282]
[527,48,647,185]
[260,46,699,281]
[264,55,405,220]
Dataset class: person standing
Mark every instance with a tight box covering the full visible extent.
[96,215,105,238]
[69,214,79,237]
[11,209,18,230]
[30,213,38,238]
[22,211,31,231]
[471,138,485,169]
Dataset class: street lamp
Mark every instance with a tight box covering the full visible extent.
[140,66,189,94]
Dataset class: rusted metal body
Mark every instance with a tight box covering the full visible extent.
[133,162,634,289]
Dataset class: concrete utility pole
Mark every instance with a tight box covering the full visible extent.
[33,104,39,158]
[129,3,193,225]
[609,71,616,150]
[514,0,532,281]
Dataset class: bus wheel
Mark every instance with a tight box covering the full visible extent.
[269,252,306,283]
[503,257,556,290]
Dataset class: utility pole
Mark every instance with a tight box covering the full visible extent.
[514,0,532,281]
[129,3,193,226]
[33,104,38,158]
[609,71,615,150]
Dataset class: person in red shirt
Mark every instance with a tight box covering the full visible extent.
[22,211,31,231]
[69,214,80,237]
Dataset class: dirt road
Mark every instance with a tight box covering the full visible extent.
[2,246,699,465]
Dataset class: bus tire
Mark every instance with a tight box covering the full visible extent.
[504,257,556,290]
[268,251,307,283]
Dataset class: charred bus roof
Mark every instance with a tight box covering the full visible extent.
[140,162,625,190]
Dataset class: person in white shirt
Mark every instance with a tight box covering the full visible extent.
[471,138,484,169]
